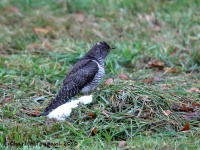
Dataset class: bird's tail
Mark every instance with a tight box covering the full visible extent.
[40,85,79,116]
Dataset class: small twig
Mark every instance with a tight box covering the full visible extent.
[39,89,54,96]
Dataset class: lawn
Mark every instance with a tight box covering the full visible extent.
[0,0,200,149]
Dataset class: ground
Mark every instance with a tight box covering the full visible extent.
[0,0,200,149]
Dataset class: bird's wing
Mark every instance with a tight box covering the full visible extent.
[41,59,98,116]
[63,59,98,86]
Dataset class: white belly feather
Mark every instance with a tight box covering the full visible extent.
[47,95,93,121]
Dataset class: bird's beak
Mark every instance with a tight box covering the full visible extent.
[111,47,115,50]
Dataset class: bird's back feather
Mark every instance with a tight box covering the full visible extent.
[40,59,99,116]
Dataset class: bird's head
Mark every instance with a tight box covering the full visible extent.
[88,41,114,59]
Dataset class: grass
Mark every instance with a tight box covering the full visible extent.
[0,0,200,149]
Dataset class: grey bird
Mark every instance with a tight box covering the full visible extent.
[40,41,113,116]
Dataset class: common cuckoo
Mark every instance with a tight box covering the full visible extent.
[40,41,113,116]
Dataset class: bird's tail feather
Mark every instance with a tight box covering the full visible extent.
[40,85,79,116]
